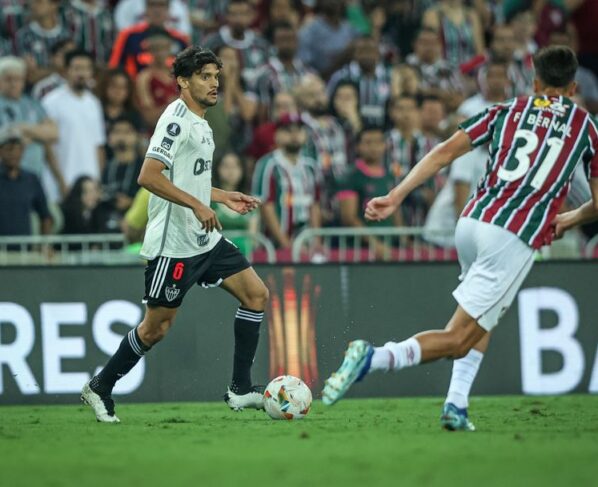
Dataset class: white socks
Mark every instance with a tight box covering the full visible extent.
[369,338,422,372]
[445,349,484,409]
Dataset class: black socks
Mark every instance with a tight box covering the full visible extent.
[231,307,263,394]
[90,327,150,396]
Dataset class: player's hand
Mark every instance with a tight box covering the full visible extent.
[225,192,261,215]
[365,195,399,222]
[192,203,222,232]
[551,210,577,241]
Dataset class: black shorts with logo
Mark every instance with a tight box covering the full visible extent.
[143,238,251,308]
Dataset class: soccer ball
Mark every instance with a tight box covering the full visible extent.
[263,375,312,420]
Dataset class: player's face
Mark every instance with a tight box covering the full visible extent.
[358,131,385,164]
[188,64,220,108]
[0,141,24,169]
[2,71,25,100]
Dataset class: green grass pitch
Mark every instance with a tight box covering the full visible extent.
[1,395,597,487]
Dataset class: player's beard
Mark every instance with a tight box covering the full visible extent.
[196,94,218,108]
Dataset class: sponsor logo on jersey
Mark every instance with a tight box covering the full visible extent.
[161,137,173,150]
[150,146,173,159]
[197,234,210,246]
[533,98,551,108]
[165,285,180,302]
[532,98,567,117]
[166,123,181,136]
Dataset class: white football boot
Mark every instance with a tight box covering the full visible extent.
[81,382,120,423]
[224,385,265,411]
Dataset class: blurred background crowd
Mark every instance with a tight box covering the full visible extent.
[1,0,597,258]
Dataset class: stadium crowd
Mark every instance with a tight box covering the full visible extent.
[1,0,597,257]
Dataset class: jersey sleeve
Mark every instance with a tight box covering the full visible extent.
[459,102,507,148]
[145,112,189,168]
[586,118,598,179]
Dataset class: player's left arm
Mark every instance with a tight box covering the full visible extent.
[554,178,598,238]
[365,130,472,221]
[211,187,261,215]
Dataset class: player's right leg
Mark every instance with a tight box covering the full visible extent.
[322,306,486,405]
[82,305,177,423]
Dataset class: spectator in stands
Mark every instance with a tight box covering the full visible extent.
[109,0,189,79]
[327,34,392,127]
[509,8,538,60]
[213,152,258,255]
[459,60,510,118]
[102,116,143,216]
[42,50,105,203]
[99,68,143,138]
[115,0,192,36]
[386,95,436,226]
[264,0,301,39]
[15,0,71,84]
[121,187,149,243]
[31,39,75,100]
[419,95,446,142]
[298,0,357,78]
[204,45,257,161]
[247,90,297,163]
[337,125,399,258]
[204,0,271,91]
[190,1,229,44]
[338,125,397,227]
[0,56,66,196]
[329,80,361,163]
[64,0,115,65]
[405,27,465,111]
[422,0,485,68]
[383,0,434,59]
[549,28,598,114]
[365,3,399,65]
[254,21,311,123]
[0,126,52,236]
[0,0,27,54]
[463,23,534,97]
[252,113,321,249]
[136,27,179,128]
[61,175,111,234]
[295,73,348,224]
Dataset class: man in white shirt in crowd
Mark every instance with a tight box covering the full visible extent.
[42,49,105,202]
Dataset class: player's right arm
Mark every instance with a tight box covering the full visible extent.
[137,158,221,233]
[365,130,472,221]
[553,178,598,238]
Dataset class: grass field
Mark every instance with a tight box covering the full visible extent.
[1,395,597,487]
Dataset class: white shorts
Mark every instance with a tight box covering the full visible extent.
[453,217,534,331]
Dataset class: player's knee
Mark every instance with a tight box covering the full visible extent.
[444,329,471,359]
[244,282,269,310]
[138,318,173,345]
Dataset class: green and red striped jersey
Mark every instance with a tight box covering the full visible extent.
[460,95,598,249]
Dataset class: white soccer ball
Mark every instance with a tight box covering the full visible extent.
[263,375,312,420]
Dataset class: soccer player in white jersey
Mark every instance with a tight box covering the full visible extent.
[82,47,268,423]
[321,46,598,429]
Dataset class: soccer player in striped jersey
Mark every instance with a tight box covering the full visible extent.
[81,47,268,423]
[321,46,598,428]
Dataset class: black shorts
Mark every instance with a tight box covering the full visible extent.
[143,238,251,308]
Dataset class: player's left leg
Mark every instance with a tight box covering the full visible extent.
[218,266,269,410]
[441,333,490,432]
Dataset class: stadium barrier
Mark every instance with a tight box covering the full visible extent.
[0,231,277,265]
[1,262,597,405]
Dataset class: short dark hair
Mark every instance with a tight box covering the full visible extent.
[172,46,223,79]
[533,45,578,88]
[65,49,94,67]
[356,124,384,143]
[418,94,443,107]
[110,115,136,130]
